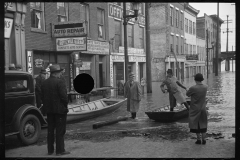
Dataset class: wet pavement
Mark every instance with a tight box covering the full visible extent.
[5,71,235,150]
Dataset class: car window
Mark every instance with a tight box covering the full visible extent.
[5,75,29,93]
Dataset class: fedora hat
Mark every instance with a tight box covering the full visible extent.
[49,64,63,73]
[128,72,135,78]
[40,68,47,74]
[166,69,173,74]
[194,73,204,81]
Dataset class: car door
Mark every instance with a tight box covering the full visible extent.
[5,74,35,128]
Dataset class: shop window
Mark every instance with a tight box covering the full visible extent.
[128,24,133,47]
[97,8,105,39]
[114,20,122,51]
[138,3,144,15]
[139,27,144,49]
[80,3,89,35]
[30,2,45,31]
[57,2,68,22]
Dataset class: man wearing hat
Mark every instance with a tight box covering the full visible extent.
[35,68,47,109]
[41,64,70,156]
[160,69,189,111]
[124,72,142,119]
[186,73,208,145]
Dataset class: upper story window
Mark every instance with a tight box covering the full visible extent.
[190,44,192,54]
[176,36,179,53]
[57,3,68,22]
[138,3,144,15]
[114,20,122,51]
[189,20,192,34]
[114,2,121,6]
[193,22,195,35]
[97,8,105,39]
[139,27,144,49]
[80,3,89,35]
[176,10,179,28]
[30,2,45,31]
[185,18,188,33]
[170,7,173,26]
[181,12,183,30]
[126,3,133,10]
[128,24,133,47]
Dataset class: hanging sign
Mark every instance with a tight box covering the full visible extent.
[26,51,33,74]
[4,18,13,38]
[34,59,44,68]
[56,37,87,51]
[52,22,86,37]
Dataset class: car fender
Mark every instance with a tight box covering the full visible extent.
[11,104,47,132]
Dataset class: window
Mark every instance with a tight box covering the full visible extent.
[176,10,179,28]
[114,20,121,51]
[193,45,196,54]
[126,3,133,10]
[30,2,45,30]
[185,18,188,33]
[114,2,121,6]
[139,27,144,49]
[189,20,192,34]
[190,45,192,55]
[57,3,68,22]
[181,13,183,29]
[193,22,195,35]
[138,3,144,15]
[80,3,89,35]
[128,24,133,47]
[185,43,188,54]
[170,35,174,52]
[176,36,179,53]
[5,76,28,93]
[170,7,173,26]
[97,8,105,39]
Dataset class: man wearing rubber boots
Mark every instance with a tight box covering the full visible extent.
[41,64,70,156]
[160,69,189,111]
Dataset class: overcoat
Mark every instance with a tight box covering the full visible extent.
[35,75,45,107]
[124,81,142,112]
[186,83,208,129]
[41,76,69,114]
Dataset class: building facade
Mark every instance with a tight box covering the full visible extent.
[24,2,110,92]
[149,3,185,83]
[108,2,147,95]
[209,15,224,73]
[196,36,206,75]
[184,3,204,78]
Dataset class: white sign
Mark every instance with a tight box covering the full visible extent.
[80,62,91,70]
[5,18,13,38]
[56,37,87,51]
[27,51,33,74]
[111,55,146,62]
[119,47,144,55]
[87,40,109,55]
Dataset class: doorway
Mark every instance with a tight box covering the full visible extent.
[99,63,103,87]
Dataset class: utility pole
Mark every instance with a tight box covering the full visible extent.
[145,3,152,93]
[215,3,219,76]
[123,3,129,83]
[223,15,232,71]
[206,29,209,79]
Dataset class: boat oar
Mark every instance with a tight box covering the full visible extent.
[93,116,129,129]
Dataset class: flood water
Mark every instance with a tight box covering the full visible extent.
[66,68,235,140]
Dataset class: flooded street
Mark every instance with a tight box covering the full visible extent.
[5,69,235,150]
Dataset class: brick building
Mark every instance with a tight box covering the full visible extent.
[108,2,147,95]
[24,2,110,91]
[149,3,185,85]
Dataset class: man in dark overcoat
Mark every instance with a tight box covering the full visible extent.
[41,64,70,156]
[35,69,47,108]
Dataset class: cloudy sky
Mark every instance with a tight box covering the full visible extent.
[189,3,236,52]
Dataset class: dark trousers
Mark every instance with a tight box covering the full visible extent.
[131,112,136,119]
[169,93,176,110]
[47,113,67,154]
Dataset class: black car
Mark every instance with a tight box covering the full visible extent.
[5,70,47,145]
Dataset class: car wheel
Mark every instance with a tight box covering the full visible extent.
[17,114,41,145]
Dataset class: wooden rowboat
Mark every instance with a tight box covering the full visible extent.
[67,98,127,122]
[145,97,208,122]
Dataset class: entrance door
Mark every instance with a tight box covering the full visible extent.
[99,63,103,87]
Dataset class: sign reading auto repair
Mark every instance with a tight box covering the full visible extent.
[52,22,86,37]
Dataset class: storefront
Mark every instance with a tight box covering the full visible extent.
[110,48,146,96]
[5,2,27,70]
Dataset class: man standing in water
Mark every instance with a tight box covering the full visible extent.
[160,69,189,111]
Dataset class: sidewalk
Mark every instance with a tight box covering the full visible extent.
[5,136,235,158]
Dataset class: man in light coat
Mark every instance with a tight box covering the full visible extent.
[124,72,142,119]
[186,73,208,145]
